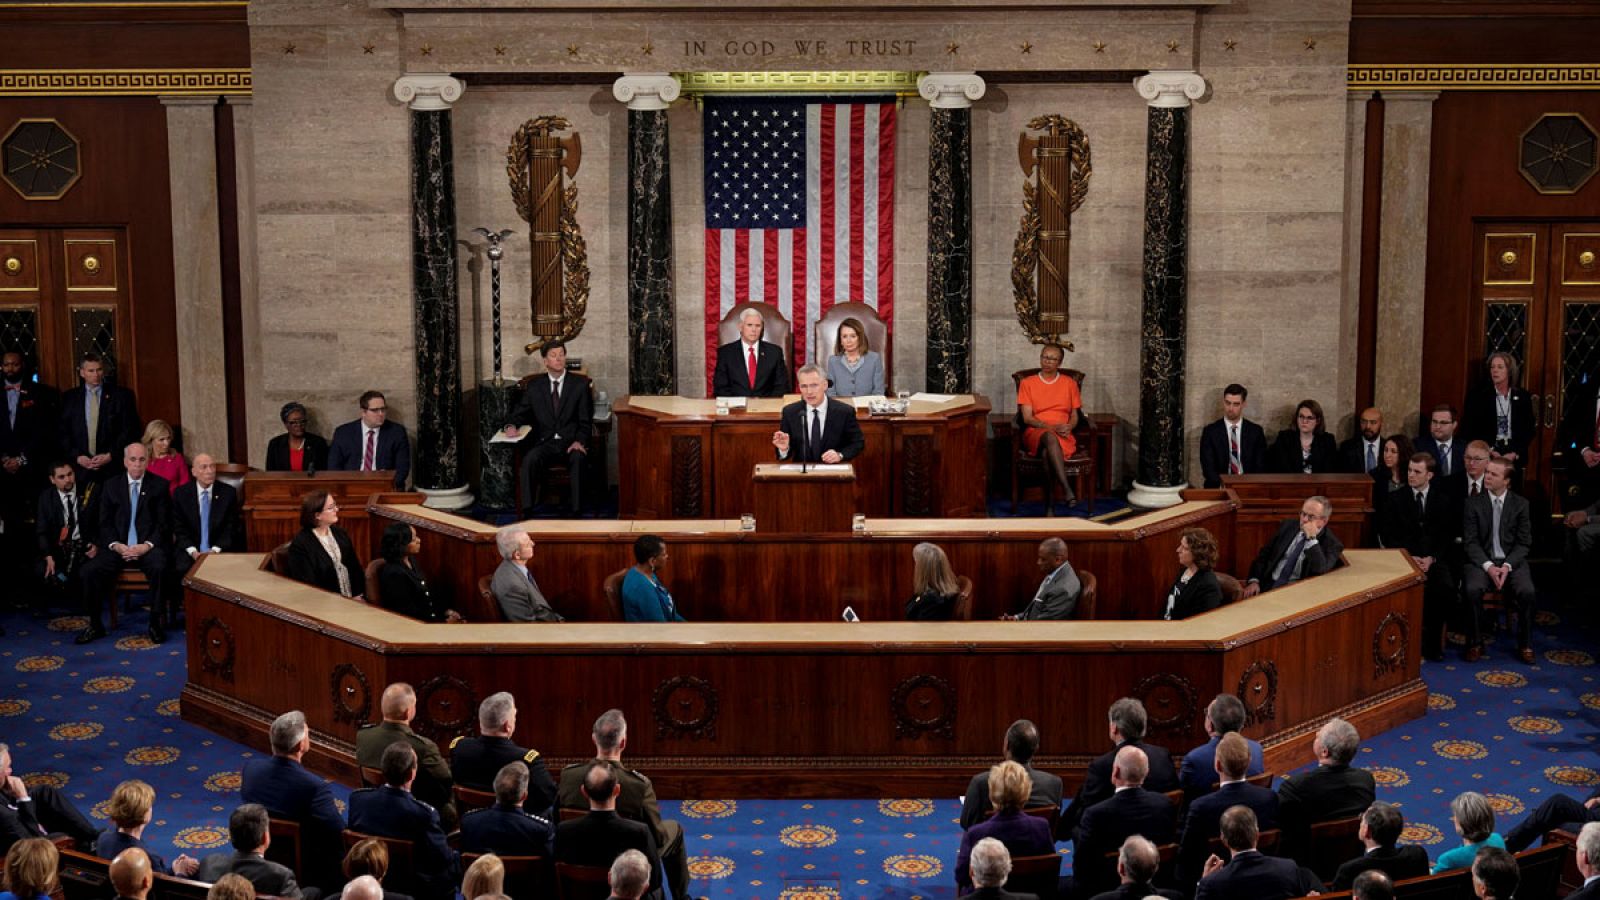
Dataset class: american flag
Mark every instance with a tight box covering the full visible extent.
[703,95,897,392]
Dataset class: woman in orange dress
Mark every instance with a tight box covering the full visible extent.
[1017,343,1081,505]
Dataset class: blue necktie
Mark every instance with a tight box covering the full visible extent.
[126,480,140,546]
[200,488,212,550]
[1365,443,1376,472]
[1273,534,1306,588]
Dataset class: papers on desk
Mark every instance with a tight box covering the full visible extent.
[714,396,748,408]
[851,396,877,409]
[490,425,531,444]
[911,392,957,403]
[778,464,853,473]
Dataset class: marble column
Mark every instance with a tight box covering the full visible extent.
[395,74,472,509]
[1337,93,1370,417]
[228,96,267,466]
[1128,71,1206,510]
[1374,91,1439,433]
[162,95,229,460]
[614,74,680,395]
[918,73,985,393]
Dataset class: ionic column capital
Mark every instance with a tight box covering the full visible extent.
[612,74,681,111]
[918,72,986,110]
[1134,70,1208,109]
[393,74,464,111]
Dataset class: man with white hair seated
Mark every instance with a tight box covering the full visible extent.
[489,525,563,622]
[968,837,1038,900]
[607,849,652,900]
[713,306,790,398]
[1277,717,1375,862]
[1089,836,1182,900]
[340,875,383,900]
[1568,821,1600,899]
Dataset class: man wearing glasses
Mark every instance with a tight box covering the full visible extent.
[328,390,412,489]
[1241,495,1345,598]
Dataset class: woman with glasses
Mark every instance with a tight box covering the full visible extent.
[1268,399,1340,474]
[265,401,329,472]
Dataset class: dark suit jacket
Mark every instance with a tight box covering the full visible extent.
[1199,418,1267,488]
[1062,740,1178,838]
[172,480,243,556]
[1246,519,1344,591]
[0,379,57,465]
[1195,851,1323,900]
[448,733,558,816]
[1463,381,1535,461]
[58,383,140,470]
[959,764,1063,830]
[194,851,302,899]
[347,786,459,900]
[509,372,594,447]
[36,484,94,558]
[1089,884,1180,900]
[240,755,346,847]
[777,399,865,462]
[327,419,411,488]
[1179,736,1265,799]
[1179,782,1280,885]
[1076,787,1177,894]
[1338,435,1385,474]
[1276,763,1376,861]
[1266,429,1339,474]
[1164,569,1222,620]
[96,472,171,553]
[1413,434,1466,480]
[286,526,366,598]
[555,810,662,896]
[1330,844,1430,890]
[713,339,790,398]
[1463,488,1533,568]
[377,560,449,623]
[95,830,174,875]
[1379,484,1462,564]
[458,803,553,857]
[265,432,329,472]
[1569,876,1600,900]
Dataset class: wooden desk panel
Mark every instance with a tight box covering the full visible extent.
[239,471,412,553]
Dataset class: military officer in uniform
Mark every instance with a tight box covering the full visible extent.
[354,682,456,830]
[447,692,556,817]
[458,761,553,857]
[347,742,459,900]
[557,709,689,900]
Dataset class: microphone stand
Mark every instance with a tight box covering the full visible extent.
[798,404,810,474]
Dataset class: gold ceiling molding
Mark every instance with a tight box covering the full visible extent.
[676,71,923,97]
[0,68,251,97]
[1348,64,1600,91]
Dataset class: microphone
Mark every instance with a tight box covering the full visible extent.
[798,405,809,474]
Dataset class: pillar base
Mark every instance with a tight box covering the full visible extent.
[1127,480,1188,510]
[419,484,475,511]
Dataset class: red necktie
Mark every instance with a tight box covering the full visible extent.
[363,429,375,471]
[747,346,757,389]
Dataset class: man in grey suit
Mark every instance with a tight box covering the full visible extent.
[491,525,564,623]
[195,804,307,899]
[1003,538,1081,620]
[1462,458,1535,663]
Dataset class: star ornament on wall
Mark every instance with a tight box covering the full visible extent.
[282,42,296,55]
[1223,39,1238,51]
[362,42,375,55]
[1303,37,1317,50]
[1092,40,1107,53]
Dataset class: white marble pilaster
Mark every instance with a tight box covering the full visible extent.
[393,74,464,111]
[1337,93,1369,421]
[228,95,265,467]
[917,72,986,109]
[612,73,680,111]
[1375,91,1439,433]
[1133,70,1207,109]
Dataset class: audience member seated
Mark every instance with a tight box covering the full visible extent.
[1567,822,1600,899]
[334,874,387,900]
[195,804,306,900]
[1459,440,1491,498]
[347,743,459,900]
[1462,458,1536,663]
[355,684,455,829]
[330,841,409,900]
[111,847,154,900]
[1470,845,1519,900]
[449,692,556,816]
[461,853,503,900]
[1415,403,1465,480]
[1433,792,1506,874]
[1352,870,1395,900]
[141,420,189,495]
[1179,693,1265,799]
[906,541,959,622]
[1370,434,1414,525]
[490,525,563,623]
[78,442,172,645]
[1073,746,1176,897]
[1199,383,1268,488]
[504,340,593,517]
[458,761,553,857]
[1339,407,1387,475]
[1196,806,1323,900]
[556,710,688,900]
[1090,835,1181,900]
[1267,399,1339,474]
[1001,538,1081,621]
[1162,526,1223,621]
[0,838,57,900]
[773,365,866,463]
[35,461,94,617]
[241,711,345,889]
[0,742,98,853]
[556,763,662,900]
[1240,495,1344,598]
[621,535,685,622]
[1062,698,1178,839]
[174,453,244,582]
[375,523,459,623]
[1505,782,1600,852]
[1276,717,1375,862]
[1378,452,1461,662]
[1179,733,1277,887]
[1564,496,1600,600]
[60,352,141,486]
[286,490,365,600]
[954,761,1054,892]
[1017,343,1082,504]
[967,838,1040,900]
[1462,352,1534,470]
[712,306,790,398]
[959,719,1063,830]
[1330,801,1428,890]
[606,850,652,900]
[96,780,198,877]
[266,402,329,473]
[825,317,886,398]
[327,390,411,489]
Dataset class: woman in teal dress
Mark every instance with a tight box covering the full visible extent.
[1433,791,1505,873]
[621,534,685,622]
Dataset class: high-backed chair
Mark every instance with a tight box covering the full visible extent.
[269,542,292,576]
[813,301,890,390]
[554,861,612,900]
[265,817,303,878]
[717,301,793,374]
[363,559,384,607]
[465,852,551,900]
[1073,569,1098,621]
[214,462,250,496]
[341,830,418,898]
[1216,572,1245,604]
[511,368,598,511]
[1006,853,1061,900]
[602,568,628,621]
[477,574,497,620]
[1010,367,1096,514]
[952,575,974,621]
[1306,815,1364,882]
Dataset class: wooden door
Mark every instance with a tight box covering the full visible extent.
[0,227,134,392]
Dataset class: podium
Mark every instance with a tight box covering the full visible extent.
[751,463,856,534]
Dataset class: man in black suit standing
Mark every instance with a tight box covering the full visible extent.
[713,305,790,398]
[1380,453,1462,661]
[1072,746,1177,897]
[1339,407,1386,475]
[1414,404,1466,481]
[1330,802,1430,891]
[0,352,58,585]
[1061,697,1178,840]
[59,352,140,487]
[327,390,410,489]
[504,341,593,517]
[1462,457,1536,663]
[556,763,663,900]
[1196,806,1323,900]
[35,461,94,614]
[1241,495,1345,598]
[173,454,242,581]
[78,442,170,645]
[1199,383,1266,488]
[772,365,864,464]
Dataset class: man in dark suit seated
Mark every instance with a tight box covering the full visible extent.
[1179,694,1265,800]
[1330,801,1429,890]
[606,850,653,900]
[449,691,557,816]
[556,763,662,900]
[1276,717,1376,863]
[1461,457,1536,663]
[1061,697,1178,840]
[346,742,459,900]
[504,340,593,517]
[1198,383,1267,488]
[1565,822,1600,900]
[772,365,864,464]
[0,741,98,853]
[78,442,171,645]
[1179,733,1279,887]
[109,847,155,900]
[458,761,553,857]
[1196,806,1323,900]
[59,352,140,487]
[194,804,307,899]
[1414,404,1465,481]
[1090,835,1181,900]
[960,719,1064,830]
[1504,783,1600,852]
[1072,746,1177,898]
[1240,495,1344,598]
[967,838,1041,900]
[1339,407,1386,474]
[172,453,243,580]
[489,526,563,623]
[713,306,790,398]
[1472,846,1519,900]
[354,683,455,830]
[327,390,411,489]
[35,460,95,615]
[1380,452,1462,662]
[240,711,345,890]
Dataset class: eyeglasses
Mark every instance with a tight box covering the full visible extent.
[365,406,387,413]
[1300,510,1327,520]
[1430,419,1453,426]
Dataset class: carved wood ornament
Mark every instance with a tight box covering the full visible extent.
[199,617,235,682]
[1132,672,1198,736]
[653,676,719,740]
[1013,115,1092,349]
[1372,612,1409,678]
[507,116,589,349]
[891,674,956,740]
[1236,660,1279,727]
[330,663,372,726]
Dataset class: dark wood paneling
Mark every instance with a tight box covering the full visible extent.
[0,8,248,71]
[1350,16,1600,65]
[239,471,412,555]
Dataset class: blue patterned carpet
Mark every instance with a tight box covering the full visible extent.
[1,596,1595,900]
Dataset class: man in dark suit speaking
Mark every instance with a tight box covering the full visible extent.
[772,365,864,464]
[504,340,593,517]
[327,390,411,488]
[713,305,790,398]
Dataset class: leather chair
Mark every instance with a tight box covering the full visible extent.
[1216,572,1244,604]
[453,783,496,814]
[952,575,974,621]
[341,830,418,898]
[602,568,628,621]
[814,301,890,390]
[477,574,496,620]
[1006,853,1061,900]
[265,817,303,879]
[464,852,551,900]
[511,368,599,512]
[1073,569,1098,621]
[553,861,611,900]
[1306,815,1365,882]
[363,559,384,607]
[717,301,793,375]
[269,542,292,577]
[214,462,250,496]
[1010,367,1096,515]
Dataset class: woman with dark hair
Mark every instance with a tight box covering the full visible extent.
[265,401,330,472]
[825,317,886,397]
[905,542,959,621]
[1372,434,1414,532]
[285,490,365,599]
[1268,399,1340,474]
[1162,526,1223,620]
[621,534,685,622]
[1462,351,1535,465]
[376,522,460,622]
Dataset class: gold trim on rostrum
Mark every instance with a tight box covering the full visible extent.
[1349,64,1600,91]
[0,69,251,97]
[677,71,923,97]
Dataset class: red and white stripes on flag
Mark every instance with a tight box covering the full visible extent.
[703,97,896,394]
